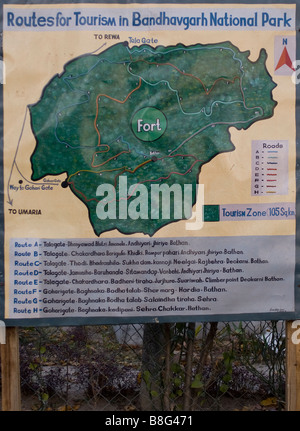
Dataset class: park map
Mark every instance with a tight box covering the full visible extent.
[29,41,277,236]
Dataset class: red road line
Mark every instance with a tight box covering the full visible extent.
[94,78,142,147]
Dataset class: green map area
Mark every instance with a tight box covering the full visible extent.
[29,41,277,236]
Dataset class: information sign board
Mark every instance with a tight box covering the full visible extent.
[0,0,299,325]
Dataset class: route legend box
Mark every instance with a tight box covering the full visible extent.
[251,140,289,196]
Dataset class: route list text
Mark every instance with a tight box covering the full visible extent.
[9,236,295,321]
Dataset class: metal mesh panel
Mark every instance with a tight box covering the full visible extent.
[1,321,286,411]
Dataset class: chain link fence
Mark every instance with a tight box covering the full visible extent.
[0,320,286,411]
